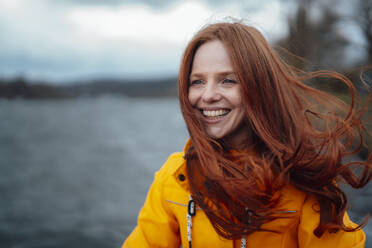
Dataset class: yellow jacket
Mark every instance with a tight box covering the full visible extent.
[123,148,365,248]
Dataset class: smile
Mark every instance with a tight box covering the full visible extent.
[201,109,230,119]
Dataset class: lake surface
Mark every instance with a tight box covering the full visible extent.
[0,96,371,247]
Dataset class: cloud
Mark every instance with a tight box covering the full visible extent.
[0,0,192,81]
[0,0,287,83]
[67,2,213,45]
[47,0,246,10]
[48,0,180,8]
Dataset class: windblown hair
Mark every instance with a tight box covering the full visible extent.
[178,22,372,239]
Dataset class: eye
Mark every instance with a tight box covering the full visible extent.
[222,78,237,84]
[189,79,203,86]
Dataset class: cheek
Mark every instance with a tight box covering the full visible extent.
[188,89,198,106]
[236,108,246,123]
[230,90,245,120]
[228,90,243,107]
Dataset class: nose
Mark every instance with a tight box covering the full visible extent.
[201,81,222,103]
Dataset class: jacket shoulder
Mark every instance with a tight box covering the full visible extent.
[123,152,184,248]
[156,152,186,178]
[297,193,366,247]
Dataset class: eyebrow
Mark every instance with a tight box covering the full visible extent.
[189,71,236,78]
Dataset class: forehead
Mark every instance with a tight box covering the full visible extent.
[191,40,234,75]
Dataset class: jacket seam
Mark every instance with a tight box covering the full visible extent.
[165,199,202,210]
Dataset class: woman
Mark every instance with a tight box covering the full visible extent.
[123,22,371,247]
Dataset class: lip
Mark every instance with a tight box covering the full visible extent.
[202,115,228,124]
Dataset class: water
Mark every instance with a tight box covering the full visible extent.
[0,96,188,248]
[0,96,371,247]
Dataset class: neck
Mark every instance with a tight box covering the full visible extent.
[220,124,253,151]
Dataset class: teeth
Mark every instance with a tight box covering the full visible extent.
[203,109,229,117]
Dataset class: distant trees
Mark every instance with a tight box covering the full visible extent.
[355,0,372,64]
[275,0,351,94]
[0,76,178,99]
[277,0,372,68]
[0,76,67,99]
[277,0,349,70]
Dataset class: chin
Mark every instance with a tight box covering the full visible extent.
[206,131,227,140]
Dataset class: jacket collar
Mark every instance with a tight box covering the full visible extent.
[172,139,192,191]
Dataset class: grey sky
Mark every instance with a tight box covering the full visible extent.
[0,0,287,83]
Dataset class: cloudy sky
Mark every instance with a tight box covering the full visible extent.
[0,0,289,83]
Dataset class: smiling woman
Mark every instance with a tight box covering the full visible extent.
[188,40,248,147]
[123,22,372,248]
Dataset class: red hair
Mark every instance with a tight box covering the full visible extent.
[178,22,372,239]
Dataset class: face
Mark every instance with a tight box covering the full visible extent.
[188,40,249,147]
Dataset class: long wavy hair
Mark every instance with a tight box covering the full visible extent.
[178,22,372,239]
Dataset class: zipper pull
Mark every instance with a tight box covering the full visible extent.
[187,195,195,248]
[188,197,196,216]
